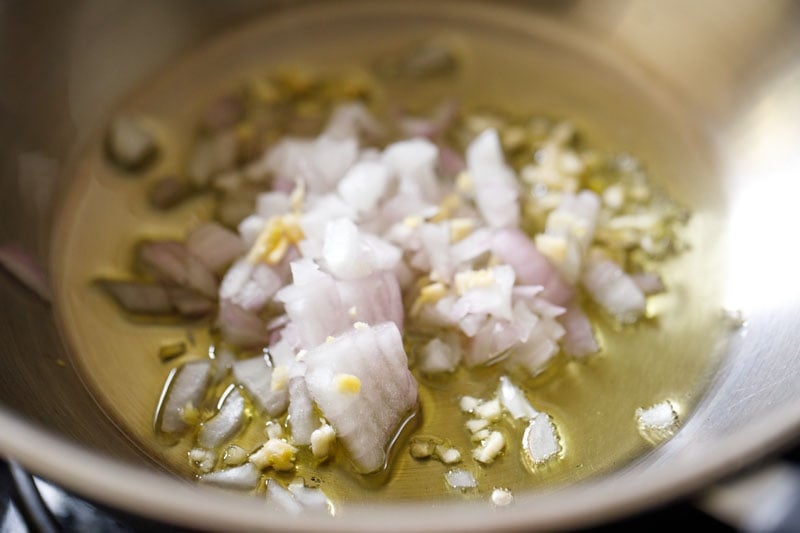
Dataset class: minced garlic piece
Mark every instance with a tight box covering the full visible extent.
[347,306,358,318]
[310,424,336,459]
[435,445,462,465]
[410,282,448,316]
[470,429,491,442]
[289,180,306,213]
[430,193,461,222]
[454,269,495,295]
[179,402,200,426]
[491,488,514,507]
[465,419,489,434]
[456,171,473,194]
[222,445,248,466]
[295,349,307,361]
[250,438,298,472]
[325,336,336,343]
[403,215,423,228]
[189,447,215,473]
[333,374,361,394]
[353,321,368,330]
[473,431,506,464]
[409,439,436,459]
[270,365,289,392]
[459,396,480,413]
[534,234,569,264]
[247,214,304,265]
[265,420,284,439]
[449,218,475,242]
[474,399,502,422]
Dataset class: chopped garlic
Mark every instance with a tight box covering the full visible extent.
[189,448,216,473]
[465,418,489,434]
[295,349,307,361]
[474,399,502,422]
[250,438,298,472]
[473,431,506,464]
[409,438,435,459]
[347,306,358,318]
[449,218,475,242]
[179,402,200,426]
[403,215,423,228]
[459,396,480,413]
[265,420,284,440]
[333,374,361,394]
[410,282,448,316]
[454,269,495,295]
[491,488,514,507]
[325,336,337,343]
[534,234,569,264]
[455,171,473,194]
[247,214,304,265]
[222,445,248,466]
[353,321,369,330]
[435,445,462,465]
[470,429,491,442]
[270,364,289,392]
[310,424,336,459]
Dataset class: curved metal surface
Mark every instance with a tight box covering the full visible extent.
[0,0,799,530]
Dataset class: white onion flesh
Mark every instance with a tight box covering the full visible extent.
[232,357,288,417]
[160,360,211,434]
[199,463,260,490]
[303,322,418,473]
[581,251,646,323]
[197,387,248,449]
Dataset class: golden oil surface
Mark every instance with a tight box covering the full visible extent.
[51,5,727,505]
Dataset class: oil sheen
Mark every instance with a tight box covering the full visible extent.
[51,3,727,505]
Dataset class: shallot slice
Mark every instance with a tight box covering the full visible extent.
[466,128,519,229]
[304,322,418,473]
[159,360,211,434]
[559,303,599,358]
[197,387,248,449]
[233,356,289,417]
[200,463,260,490]
[581,251,646,323]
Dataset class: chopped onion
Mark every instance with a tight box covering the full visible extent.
[217,301,269,347]
[233,357,289,417]
[559,303,599,358]
[444,469,477,489]
[199,463,260,490]
[466,129,519,228]
[159,360,211,434]
[197,387,248,449]
[418,336,461,374]
[303,322,418,473]
[287,362,320,446]
[186,222,245,274]
[581,251,646,323]
[497,376,538,420]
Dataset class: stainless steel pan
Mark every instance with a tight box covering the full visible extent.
[1,1,799,530]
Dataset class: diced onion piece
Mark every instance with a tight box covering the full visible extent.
[232,357,289,417]
[491,228,572,306]
[199,463,260,490]
[106,116,157,170]
[631,272,666,295]
[265,479,303,515]
[337,161,392,215]
[310,424,336,459]
[159,360,211,434]
[186,222,245,274]
[466,129,519,228]
[288,481,334,515]
[197,387,248,449]
[445,469,477,489]
[559,303,599,358]
[522,414,561,466]
[303,322,418,473]
[287,362,320,446]
[418,336,461,374]
[217,302,269,347]
[581,251,646,323]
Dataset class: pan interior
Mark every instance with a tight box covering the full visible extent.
[50,1,728,505]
